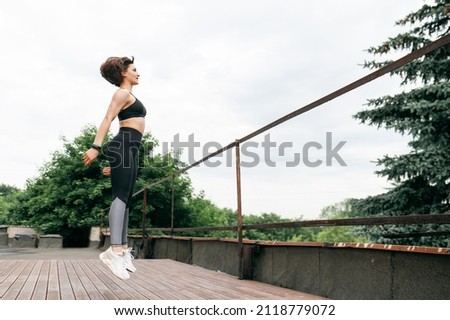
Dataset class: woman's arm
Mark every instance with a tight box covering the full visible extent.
[83,89,130,166]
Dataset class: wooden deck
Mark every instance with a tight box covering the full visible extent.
[0,259,325,300]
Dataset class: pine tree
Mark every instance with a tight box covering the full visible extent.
[351,0,450,246]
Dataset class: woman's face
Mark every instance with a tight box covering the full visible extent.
[122,64,140,86]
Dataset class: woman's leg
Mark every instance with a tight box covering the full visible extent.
[107,130,136,252]
[101,129,141,279]
[107,129,141,249]
[119,132,141,272]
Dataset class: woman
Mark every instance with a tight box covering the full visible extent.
[83,56,146,280]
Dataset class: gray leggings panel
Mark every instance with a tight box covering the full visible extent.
[109,197,129,246]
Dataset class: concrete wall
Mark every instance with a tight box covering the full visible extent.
[6,226,38,248]
[0,225,7,246]
[37,234,63,249]
[1,226,101,248]
[145,236,450,300]
[89,227,102,248]
[7,226,37,238]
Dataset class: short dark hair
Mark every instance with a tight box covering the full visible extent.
[100,56,135,86]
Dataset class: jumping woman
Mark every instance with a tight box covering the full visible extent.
[83,56,146,280]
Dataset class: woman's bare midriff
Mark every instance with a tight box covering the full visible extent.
[119,117,145,134]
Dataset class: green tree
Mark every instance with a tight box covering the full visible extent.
[184,193,236,237]
[242,212,316,242]
[352,1,450,246]
[0,184,20,196]
[0,184,20,224]
[9,126,113,246]
[314,200,368,243]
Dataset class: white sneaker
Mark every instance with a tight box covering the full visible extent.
[123,248,136,273]
[99,247,130,280]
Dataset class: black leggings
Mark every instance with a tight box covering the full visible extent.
[106,127,142,246]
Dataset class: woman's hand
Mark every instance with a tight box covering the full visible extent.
[83,148,99,166]
[102,166,111,176]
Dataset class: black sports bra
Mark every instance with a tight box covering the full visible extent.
[118,95,147,121]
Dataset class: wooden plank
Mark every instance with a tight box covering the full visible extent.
[150,262,244,299]
[97,260,164,300]
[71,260,105,300]
[0,260,26,283]
[16,260,43,300]
[118,259,195,299]
[63,260,89,300]
[47,260,60,300]
[86,260,150,300]
[147,259,322,300]
[0,260,17,280]
[146,260,243,299]
[2,260,36,299]
[78,260,125,300]
[134,260,250,299]
[58,260,75,300]
[0,260,31,298]
[131,260,199,299]
[32,260,50,300]
[157,260,265,299]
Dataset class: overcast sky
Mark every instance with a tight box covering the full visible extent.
[1,0,428,219]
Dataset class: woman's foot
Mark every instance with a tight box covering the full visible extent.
[99,247,130,280]
[123,248,136,273]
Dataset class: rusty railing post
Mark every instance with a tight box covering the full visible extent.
[171,174,175,234]
[235,140,244,279]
